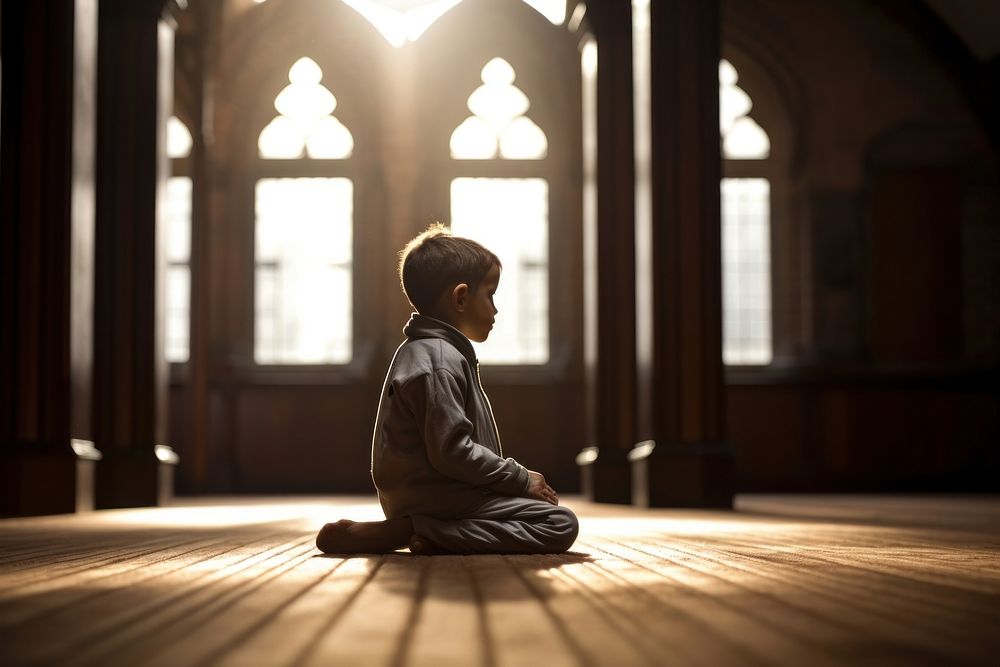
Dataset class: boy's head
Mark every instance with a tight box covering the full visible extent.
[399,223,502,342]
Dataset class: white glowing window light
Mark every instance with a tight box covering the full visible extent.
[254,178,353,364]
[720,59,769,160]
[721,178,772,365]
[451,58,547,160]
[165,176,192,363]
[340,0,565,48]
[258,58,354,160]
[165,115,193,363]
[450,178,548,364]
[167,116,193,159]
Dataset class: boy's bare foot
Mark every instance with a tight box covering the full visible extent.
[316,517,413,554]
[408,534,453,555]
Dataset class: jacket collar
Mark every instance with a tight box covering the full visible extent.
[403,313,478,364]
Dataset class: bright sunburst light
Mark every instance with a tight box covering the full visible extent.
[340,0,565,48]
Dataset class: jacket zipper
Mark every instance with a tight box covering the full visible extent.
[475,362,504,458]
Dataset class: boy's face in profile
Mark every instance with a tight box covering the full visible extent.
[453,263,500,343]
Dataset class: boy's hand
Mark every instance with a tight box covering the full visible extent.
[526,470,559,505]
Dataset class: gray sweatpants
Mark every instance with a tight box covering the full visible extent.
[410,495,579,555]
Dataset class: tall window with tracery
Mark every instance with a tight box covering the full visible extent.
[165,116,193,363]
[254,57,354,365]
[449,57,549,364]
[720,59,772,365]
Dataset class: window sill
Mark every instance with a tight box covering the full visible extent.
[232,342,376,386]
[724,363,1000,391]
[477,345,579,385]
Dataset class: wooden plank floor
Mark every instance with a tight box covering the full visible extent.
[1,495,998,666]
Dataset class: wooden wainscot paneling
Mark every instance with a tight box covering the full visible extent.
[725,385,805,487]
[727,370,999,492]
[235,386,378,493]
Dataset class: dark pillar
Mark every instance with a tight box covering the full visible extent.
[92,0,179,508]
[576,0,637,504]
[182,1,218,494]
[0,0,101,516]
[630,0,733,507]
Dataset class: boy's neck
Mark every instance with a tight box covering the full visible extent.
[405,313,478,363]
[414,312,468,339]
[419,303,466,335]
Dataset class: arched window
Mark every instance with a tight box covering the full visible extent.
[720,59,772,366]
[254,57,354,365]
[165,115,193,363]
[448,57,549,364]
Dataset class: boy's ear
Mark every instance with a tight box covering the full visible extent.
[451,283,469,312]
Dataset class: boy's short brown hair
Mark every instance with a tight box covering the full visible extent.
[399,223,501,314]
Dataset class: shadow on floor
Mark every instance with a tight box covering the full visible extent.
[314,550,596,600]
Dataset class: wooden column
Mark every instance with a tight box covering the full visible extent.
[576,0,637,504]
[0,0,101,516]
[168,2,215,494]
[630,0,733,507]
[92,0,179,508]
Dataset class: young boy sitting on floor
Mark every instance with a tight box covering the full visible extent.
[316,224,579,555]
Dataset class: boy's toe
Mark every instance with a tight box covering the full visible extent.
[408,534,452,555]
[408,534,430,554]
[316,520,355,553]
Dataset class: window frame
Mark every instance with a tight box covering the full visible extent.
[240,162,375,385]
[232,53,378,385]
[166,114,194,383]
[719,48,801,372]
[720,51,806,377]
[412,2,584,383]
[445,161,560,364]
[721,163,776,368]
[440,150,577,382]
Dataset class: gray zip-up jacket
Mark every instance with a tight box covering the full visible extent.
[371,314,531,519]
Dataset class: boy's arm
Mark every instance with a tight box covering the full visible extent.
[399,369,530,496]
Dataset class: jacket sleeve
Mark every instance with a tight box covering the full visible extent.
[399,369,530,496]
